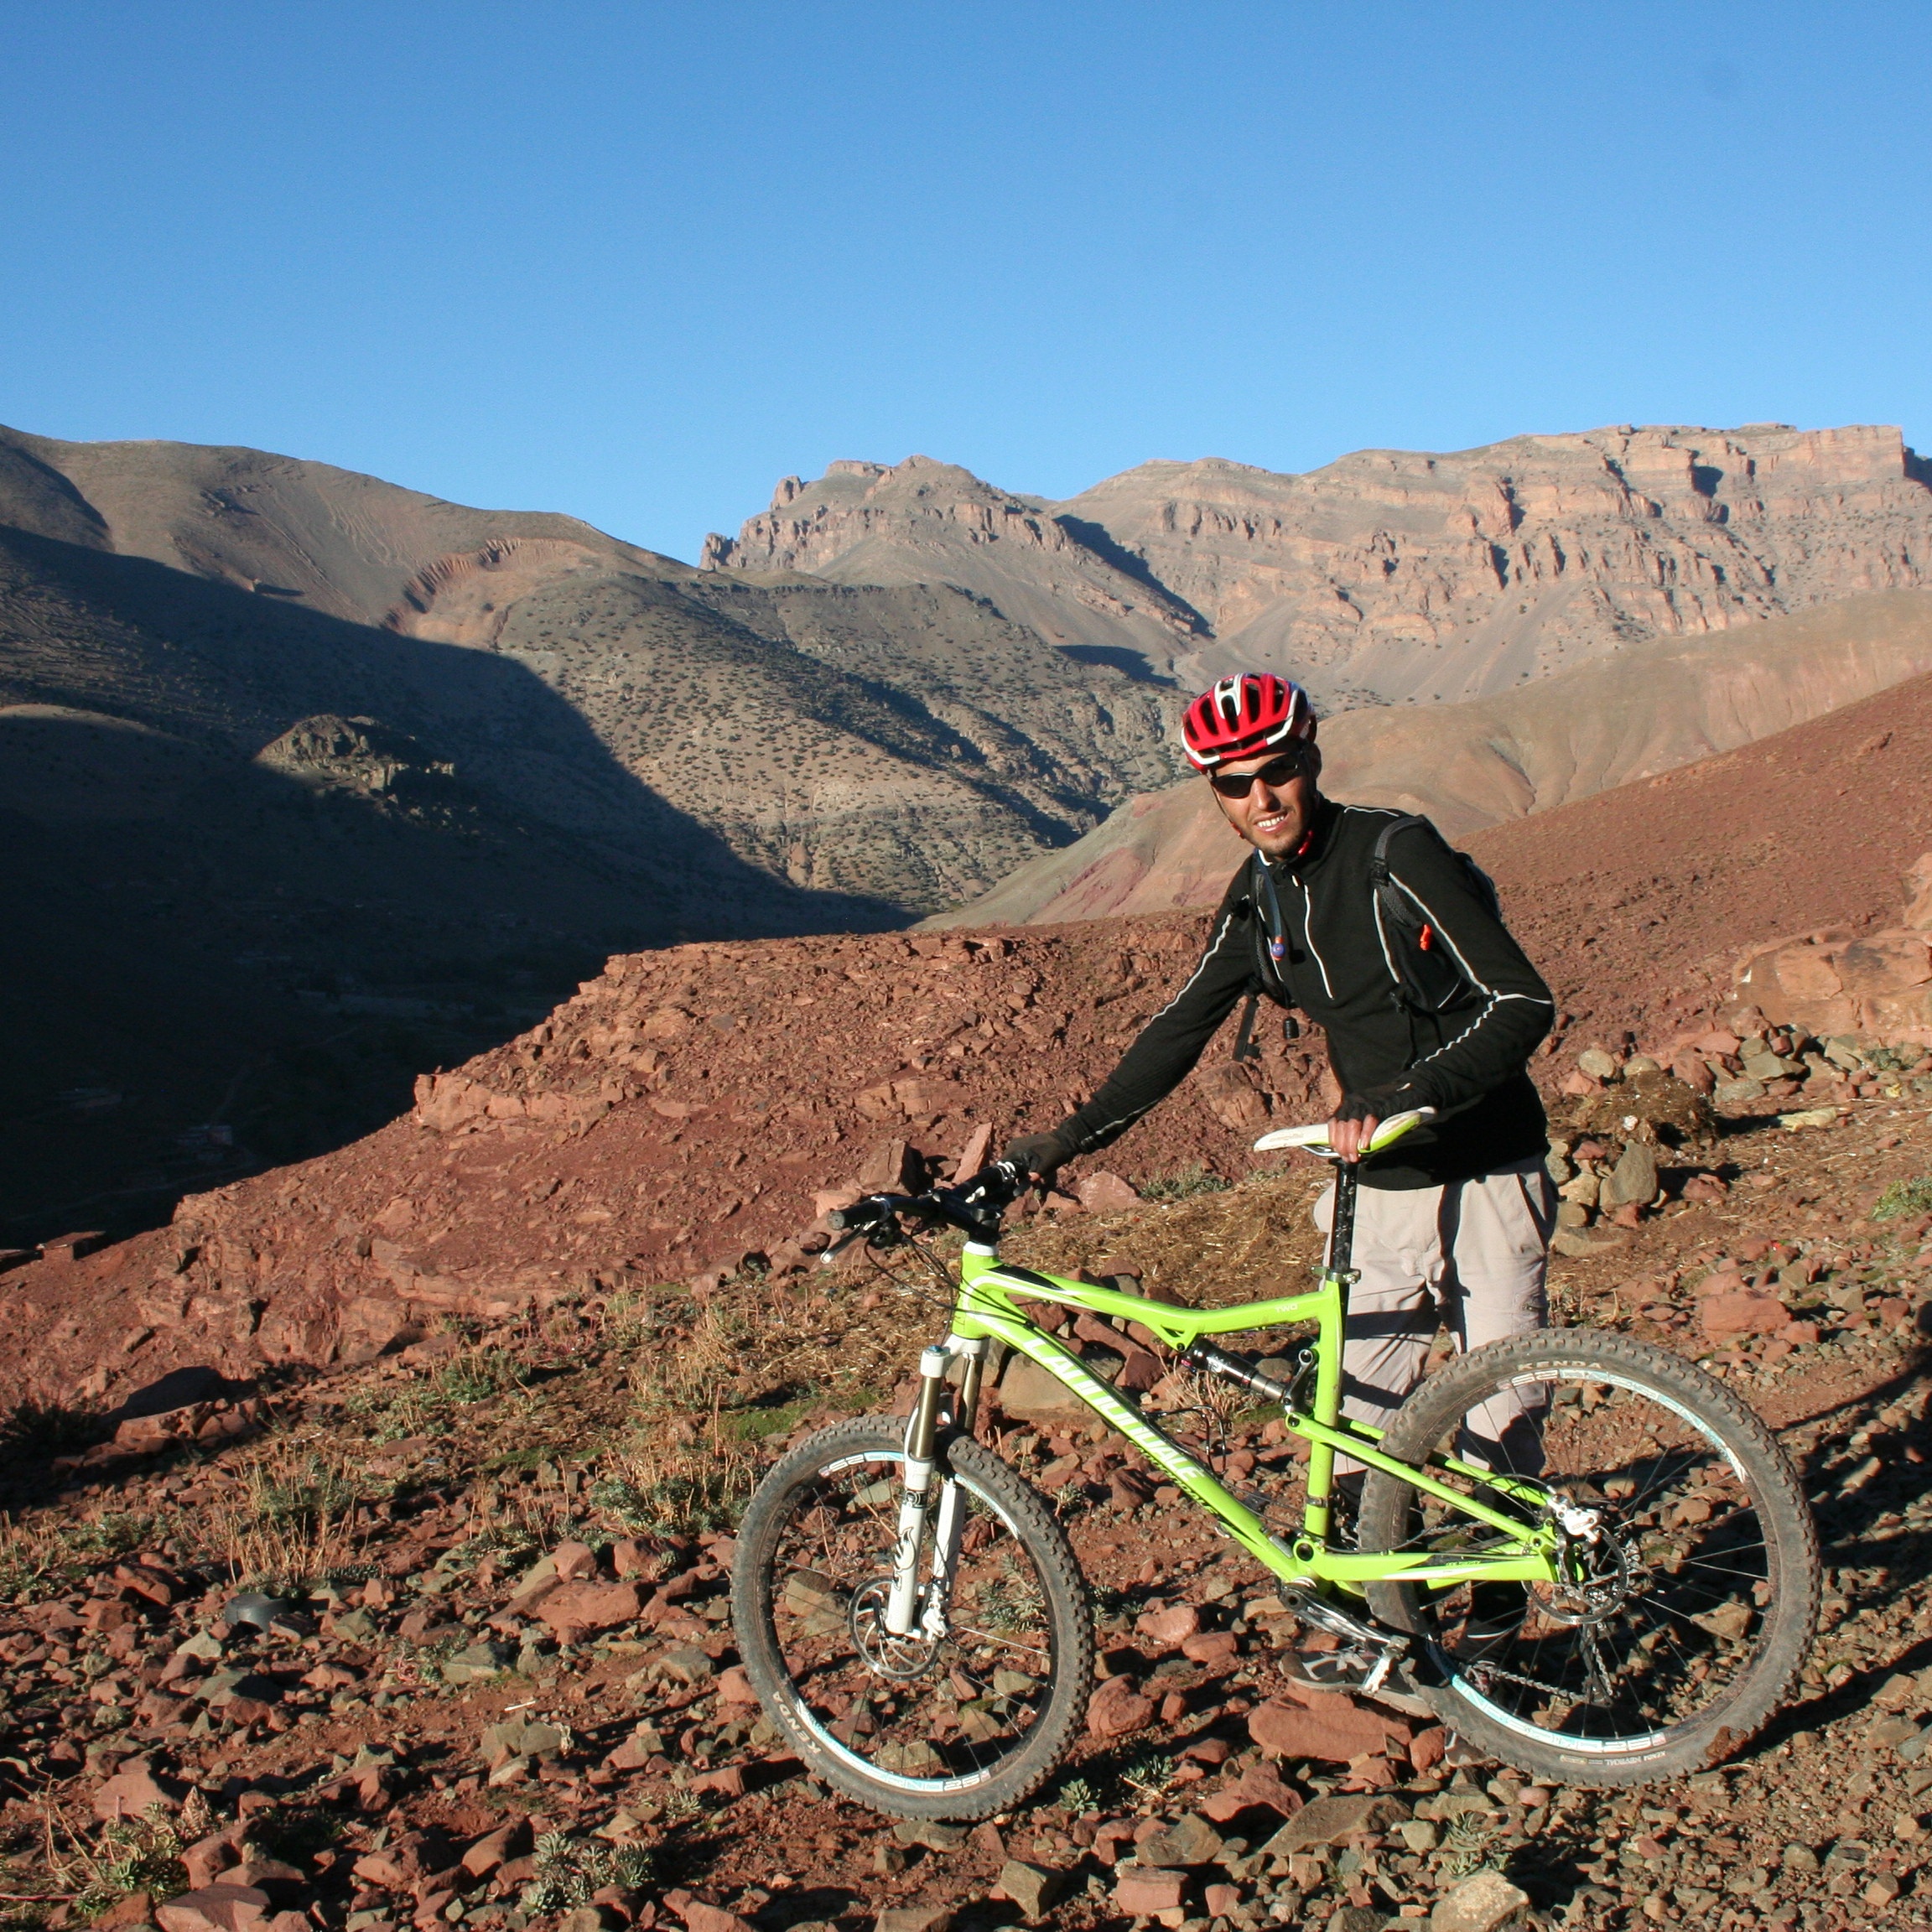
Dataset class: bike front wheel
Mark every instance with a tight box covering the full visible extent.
[1358,1327,1820,1785]
[730,1415,1094,1820]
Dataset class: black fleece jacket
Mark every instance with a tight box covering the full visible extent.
[1057,800,1556,1189]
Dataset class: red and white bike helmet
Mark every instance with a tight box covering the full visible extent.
[1181,673,1317,771]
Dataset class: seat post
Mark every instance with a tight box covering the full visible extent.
[1327,1157,1360,1300]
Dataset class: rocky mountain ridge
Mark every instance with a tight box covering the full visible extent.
[708,423,1932,712]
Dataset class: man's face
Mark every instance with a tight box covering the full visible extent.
[1208,744,1321,859]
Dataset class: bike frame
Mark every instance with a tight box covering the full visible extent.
[880,1157,1563,1640]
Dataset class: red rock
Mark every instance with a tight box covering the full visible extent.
[663,1894,756,1932]
[156,1886,272,1932]
[1699,1291,1789,1338]
[538,1581,642,1640]
[688,1766,745,1798]
[609,1537,660,1581]
[1075,1171,1140,1213]
[1409,1725,1448,1774]
[1113,1869,1187,1915]
[1069,1311,1162,1391]
[1136,1603,1202,1648]
[1782,1319,1821,1345]
[714,1665,758,1705]
[181,1832,246,1891]
[91,1754,181,1820]
[94,1892,156,1929]
[1181,1631,1239,1665]
[551,1540,599,1581]
[995,1858,1068,1920]
[1203,1883,1242,1919]
[1249,1692,1411,1763]
[1233,1761,1304,1815]
[1197,1790,1247,1823]
[1086,1674,1156,1738]
[460,1823,530,1878]
[1671,1056,1716,1094]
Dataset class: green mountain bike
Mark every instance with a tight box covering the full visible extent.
[730,1112,1820,1820]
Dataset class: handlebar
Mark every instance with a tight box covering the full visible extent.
[818,1109,1438,1265]
[821,1158,1031,1260]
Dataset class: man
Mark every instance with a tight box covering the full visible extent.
[1006,673,1558,1544]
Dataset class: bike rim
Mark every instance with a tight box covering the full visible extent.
[763,1447,1059,1794]
[1389,1366,1786,1755]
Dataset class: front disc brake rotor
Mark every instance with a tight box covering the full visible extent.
[849,1577,942,1680]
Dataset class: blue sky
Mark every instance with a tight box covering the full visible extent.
[3,3,1929,563]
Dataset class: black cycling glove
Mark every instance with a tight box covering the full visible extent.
[1334,1080,1424,1124]
[1003,1128,1078,1183]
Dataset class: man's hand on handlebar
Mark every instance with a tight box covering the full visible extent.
[1002,1128,1077,1185]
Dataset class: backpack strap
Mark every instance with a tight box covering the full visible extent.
[1233,853,1300,1057]
[1368,813,1428,883]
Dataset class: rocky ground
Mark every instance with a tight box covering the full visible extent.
[3,1049,1932,1932]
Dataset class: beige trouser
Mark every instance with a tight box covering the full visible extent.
[1313,1156,1557,1479]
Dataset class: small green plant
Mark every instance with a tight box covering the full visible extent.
[1872,1177,1932,1221]
[589,1470,745,1537]
[1119,1751,1176,1801]
[1055,1775,1099,1815]
[243,1806,344,1866]
[56,1514,160,1564]
[659,1785,702,1825]
[1140,1163,1230,1202]
[252,1457,362,1530]
[518,1831,654,1911]
[72,1809,189,1918]
[435,1348,528,1405]
[1436,1810,1504,1879]
[342,1382,443,1442]
[976,1564,1046,1633]
[719,1397,818,1443]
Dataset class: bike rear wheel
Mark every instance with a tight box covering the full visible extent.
[1358,1327,1819,1784]
[730,1415,1093,1820]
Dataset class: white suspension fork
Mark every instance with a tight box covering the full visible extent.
[884,1337,987,1638]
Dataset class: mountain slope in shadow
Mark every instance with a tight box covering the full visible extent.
[0,526,896,1249]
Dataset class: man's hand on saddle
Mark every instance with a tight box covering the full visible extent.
[1327,1082,1420,1163]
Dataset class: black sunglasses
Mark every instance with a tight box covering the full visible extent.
[1207,750,1310,797]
